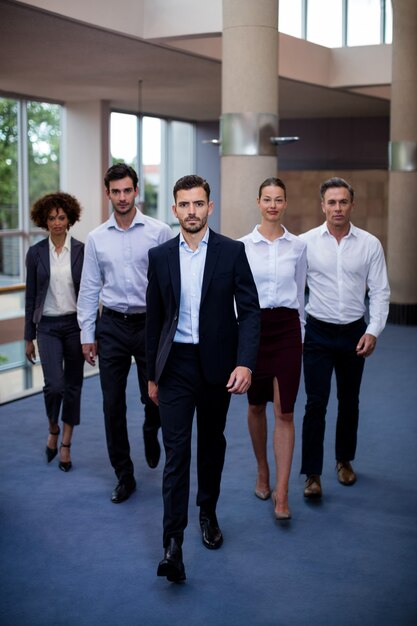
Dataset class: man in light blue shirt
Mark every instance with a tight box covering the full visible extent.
[77,163,172,503]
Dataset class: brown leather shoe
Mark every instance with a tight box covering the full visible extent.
[304,474,322,498]
[336,461,357,485]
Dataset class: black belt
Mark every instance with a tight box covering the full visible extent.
[102,306,146,321]
[307,315,364,329]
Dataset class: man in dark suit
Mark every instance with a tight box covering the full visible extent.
[146,175,260,582]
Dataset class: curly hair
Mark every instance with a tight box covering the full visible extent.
[31,192,82,230]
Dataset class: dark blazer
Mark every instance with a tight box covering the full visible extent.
[146,229,260,385]
[24,236,84,341]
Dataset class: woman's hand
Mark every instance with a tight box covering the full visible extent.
[25,340,36,364]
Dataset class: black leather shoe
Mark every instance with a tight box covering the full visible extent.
[111,480,136,504]
[157,538,186,582]
[199,511,223,550]
[143,427,161,469]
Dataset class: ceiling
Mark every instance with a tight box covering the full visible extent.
[0,0,390,121]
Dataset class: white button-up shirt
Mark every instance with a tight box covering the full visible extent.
[239,225,307,335]
[43,233,77,316]
[299,222,390,337]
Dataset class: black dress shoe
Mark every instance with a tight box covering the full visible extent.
[199,511,223,550]
[157,538,186,582]
[111,480,136,504]
[143,427,161,469]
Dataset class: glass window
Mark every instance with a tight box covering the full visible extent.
[142,116,162,219]
[110,112,195,225]
[0,98,19,231]
[279,0,303,38]
[347,0,381,46]
[307,0,343,47]
[0,288,24,320]
[27,101,61,208]
[168,120,194,197]
[110,112,138,171]
[0,235,22,286]
[384,0,392,44]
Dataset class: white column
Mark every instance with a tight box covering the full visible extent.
[61,100,110,242]
[387,0,417,324]
[221,0,278,238]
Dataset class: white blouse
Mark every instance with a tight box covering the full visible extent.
[240,225,307,334]
[43,233,77,316]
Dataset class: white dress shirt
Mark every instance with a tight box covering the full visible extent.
[43,233,77,316]
[174,229,209,344]
[239,225,307,335]
[299,222,390,338]
[77,208,173,344]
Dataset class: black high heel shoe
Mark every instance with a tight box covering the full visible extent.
[58,443,72,472]
[45,427,60,463]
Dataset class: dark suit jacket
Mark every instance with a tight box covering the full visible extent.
[146,229,260,385]
[24,236,84,341]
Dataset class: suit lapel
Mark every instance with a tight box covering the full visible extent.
[71,237,82,268]
[201,229,220,305]
[38,238,50,276]
[167,236,181,308]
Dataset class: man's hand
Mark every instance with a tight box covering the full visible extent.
[226,366,252,394]
[356,333,376,358]
[82,342,97,366]
[148,380,159,405]
[25,340,36,364]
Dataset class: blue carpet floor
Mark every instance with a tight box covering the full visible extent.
[0,323,416,626]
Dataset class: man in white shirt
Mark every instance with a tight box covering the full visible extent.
[77,164,172,503]
[299,177,390,499]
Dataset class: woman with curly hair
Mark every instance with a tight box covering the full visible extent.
[24,192,85,472]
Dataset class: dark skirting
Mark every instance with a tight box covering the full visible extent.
[247,307,302,413]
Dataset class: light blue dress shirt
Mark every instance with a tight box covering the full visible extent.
[174,229,209,344]
[78,208,173,344]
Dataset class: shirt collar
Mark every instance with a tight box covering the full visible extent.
[179,227,210,249]
[320,221,357,238]
[49,232,71,252]
[250,224,290,243]
[108,207,143,230]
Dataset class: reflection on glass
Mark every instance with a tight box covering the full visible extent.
[307,0,343,47]
[279,0,302,38]
[27,102,61,207]
[0,235,21,286]
[142,117,161,218]
[0,98,19,230]
[348,0,381,46]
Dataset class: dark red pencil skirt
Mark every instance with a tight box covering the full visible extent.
[247,307,302,414]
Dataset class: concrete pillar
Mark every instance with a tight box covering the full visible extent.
[61,100,110,242]
[221,0,278,238]
[387,0,417,324]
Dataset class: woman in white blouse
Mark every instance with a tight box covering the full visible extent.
[240,178,307,520]
[25,193,85,472]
